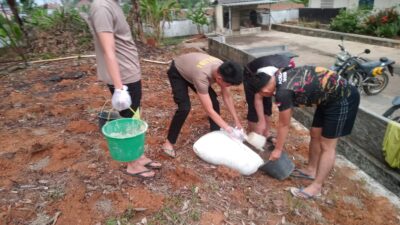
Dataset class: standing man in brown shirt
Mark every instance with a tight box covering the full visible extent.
[161,52,244,158]
[89,0,161,178]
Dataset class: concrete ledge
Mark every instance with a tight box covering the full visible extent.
[272,24,400,49]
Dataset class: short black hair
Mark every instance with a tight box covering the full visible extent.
[247,72,271,93]
[218,61,243,85]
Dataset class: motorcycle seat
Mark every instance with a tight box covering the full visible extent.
[360,61,381,73]
[393,96,400,106]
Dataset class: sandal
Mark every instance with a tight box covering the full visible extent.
[290,168,315,180]
[162,147,176,158]
[290,187,321,200]
[123,169,155,179]
[144,161,162,169]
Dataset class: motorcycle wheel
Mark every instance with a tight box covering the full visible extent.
[347,73,363,93]
[363,72,389,95]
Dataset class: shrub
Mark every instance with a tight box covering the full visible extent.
[363,7,400,38]
[330,9,367,33]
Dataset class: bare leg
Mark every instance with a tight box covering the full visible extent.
[301,137,338,196]
[301,127,322,177]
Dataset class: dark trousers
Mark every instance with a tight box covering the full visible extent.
[167,62,220,144]
[107,80,142,118]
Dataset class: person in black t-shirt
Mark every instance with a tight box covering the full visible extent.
[247,65,360,199]
[243,54,292,142]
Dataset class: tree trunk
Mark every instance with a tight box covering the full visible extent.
[130,0,144,42]
[6,0,23,27]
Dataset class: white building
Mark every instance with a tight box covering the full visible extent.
[308,0,400,10]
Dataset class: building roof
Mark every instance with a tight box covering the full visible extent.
[218,0,280,6]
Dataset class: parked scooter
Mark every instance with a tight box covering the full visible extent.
[331,37,396,95]
[383,96,400,123]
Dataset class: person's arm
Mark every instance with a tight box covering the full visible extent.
[269,108,292,160]
[254,93,266,134]
[97,32,123,89]
[197,93,230,130]
[221,86,242,128]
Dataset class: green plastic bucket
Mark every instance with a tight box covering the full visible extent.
[101,118,148,162]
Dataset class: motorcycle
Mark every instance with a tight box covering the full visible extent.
[383,96,400,123]
[331,37,396,95]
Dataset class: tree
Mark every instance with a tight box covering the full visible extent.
[140,0,179,43]
[129,0,144,42]
[187,1,209,34]
[289,0,309,7]
[0,4,26,62]
[6,0,23,27]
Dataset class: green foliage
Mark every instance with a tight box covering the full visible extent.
[178,0,209,9]
[330,7,400,38]
[363,7,400,38]
[288,0,309,7]
[330,9,367,33]
[25,7,89,32]
[20,0,36,11]
[121,3,131,17]
[0,14,22,47]
[0,13,25,61]
[187,1,209,34]
[140,0,180,43]
[162,36,186,46]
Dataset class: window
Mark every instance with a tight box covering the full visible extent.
[359,0,374,10]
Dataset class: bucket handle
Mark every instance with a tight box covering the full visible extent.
[101,100,141,121]
[100,100,114,122]
[129,107,141,120]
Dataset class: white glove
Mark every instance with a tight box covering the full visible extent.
[232,127,247,142]
[112,85,131,111]
[221,126,246,142]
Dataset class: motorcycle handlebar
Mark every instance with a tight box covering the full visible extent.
[338,44,344,51]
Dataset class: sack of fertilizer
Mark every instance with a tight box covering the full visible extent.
[193,131,264,175]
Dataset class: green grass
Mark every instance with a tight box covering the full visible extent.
[161,36,187,46]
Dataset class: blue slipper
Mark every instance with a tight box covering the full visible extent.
[290,187,321,200]
[290,168,315,180]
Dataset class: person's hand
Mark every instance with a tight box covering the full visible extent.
[269,149,282,161]
[232,127,246,141]
[234,121,243,130]
[222,126,245,141]
[112,85,131,111]
[254,121,265,134]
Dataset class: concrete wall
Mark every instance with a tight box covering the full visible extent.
[309,0,358,8]
[309,0,399,10]
[269,9,299,24]
[333,0,358,8]
[374,0,400,10]
[272,24,400,48]
[207,36,400,196]
[161,19,213,38]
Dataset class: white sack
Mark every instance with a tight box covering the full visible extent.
[193,131,264,175]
